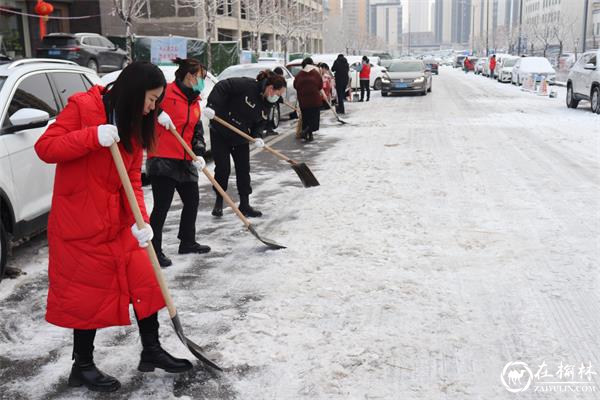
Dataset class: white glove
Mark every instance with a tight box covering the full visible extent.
[203,107,215,120]
[97,124,120,147]
[192,156,206,170]
[131,223,153,248]
[157,111,175,131]
[254,138,265,148]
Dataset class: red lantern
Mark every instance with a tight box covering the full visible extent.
[34,1,54,39]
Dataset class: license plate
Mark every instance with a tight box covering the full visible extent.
[48,49,61,56]
[395,82,408,88]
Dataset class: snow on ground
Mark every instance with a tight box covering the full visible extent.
[0,66,599,400]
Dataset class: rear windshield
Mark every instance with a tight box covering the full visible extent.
[41,37,77,47]
[218,66,265,80]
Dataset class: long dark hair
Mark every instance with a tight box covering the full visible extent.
[104,61,166,152]
[173,57,206,81]
[256,69,286,90]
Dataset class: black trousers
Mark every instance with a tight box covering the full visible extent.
[73,312,158,359]
[300,106,320,133]
[360,79,370,100]
[210,132,252,197]
[335,84,346,113]
[149,175,199,252]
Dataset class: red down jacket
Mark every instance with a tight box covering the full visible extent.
[34,85,165,330]
[147,81,200,160]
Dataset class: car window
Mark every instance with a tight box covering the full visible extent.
[3,73,58,128]
[100,37,115,48]
[88,37,103,47]
[81,37,92,46]
[588,55,597,66]
[51,72,89,106]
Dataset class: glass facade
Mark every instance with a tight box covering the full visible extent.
[0,7,26,59]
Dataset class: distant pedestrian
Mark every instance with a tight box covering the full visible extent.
[463,57,472,73]
[358,56,371,101]
[294,57,323,142]
[489,55,496,79]
[331,54,349,114]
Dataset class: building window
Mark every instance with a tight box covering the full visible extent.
[0,7,26,58]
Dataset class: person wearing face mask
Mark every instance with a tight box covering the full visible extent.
[203,69,287,218]
[146,57,210,268]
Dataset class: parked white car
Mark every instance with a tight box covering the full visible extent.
[348,58,388,90]
[566,50,600,114]
[0,59,100,278]
[496,56,519,83]
[474,57,488,75]
[511,57,556,86]
[217,62,297,124]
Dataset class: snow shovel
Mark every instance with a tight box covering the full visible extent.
[321,89,349,125]
[109,144,223,372]
[213,116,320,188]
[168,128,285,250]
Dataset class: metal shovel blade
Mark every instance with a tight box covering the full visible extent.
[247,224,286,250]
[171,313,223,371]
[290,162,320,188]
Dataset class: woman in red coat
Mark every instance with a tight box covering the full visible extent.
[294,57,323,142]
[147,58,210,268]
[35,62,192,393]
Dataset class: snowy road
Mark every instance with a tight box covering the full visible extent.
[1,67,599,400]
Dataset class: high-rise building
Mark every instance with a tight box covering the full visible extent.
[369,0,403,52]
[434,0,453,44]
[451,0,471,44]
[410,0,432,32]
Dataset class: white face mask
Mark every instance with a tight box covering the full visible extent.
[267,95,280,103]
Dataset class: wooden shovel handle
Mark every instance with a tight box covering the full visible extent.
[283,100,300,114]
[109,144,177,318]
[168,128,252,228]
[212,116,295,164]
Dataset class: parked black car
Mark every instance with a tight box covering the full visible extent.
[37,33,128,73]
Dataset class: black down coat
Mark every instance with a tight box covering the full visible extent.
[207,77,270,146]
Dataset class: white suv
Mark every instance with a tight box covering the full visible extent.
[566,50,600,114]
[0,59,99,279]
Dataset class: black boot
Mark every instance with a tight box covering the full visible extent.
[138,332,193,373]
[308,131,314,142]
[239,195,262,218]
[301,126,311,141]
[157,251,172,268]
[178,242,211,254]
[212,196,223,217]
[68,354,121,393]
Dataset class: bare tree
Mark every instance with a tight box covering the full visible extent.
[273,0,318,62]
[530,18,553,57]
[180,0,237,71]
[112,0,151,62]
[243,0,278,58]
[553,14,578,62]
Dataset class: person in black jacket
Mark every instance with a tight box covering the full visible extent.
[331,54,349,114]
[204,70,287,218]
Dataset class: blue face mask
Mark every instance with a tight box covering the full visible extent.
[193,77,205,93]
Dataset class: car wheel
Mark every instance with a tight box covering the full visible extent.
[382,91,388,97]
[269,103,280,128]
[566,84,579,109]
[0,220,7,282]
[121,58,129,69]
[87,59,98,72]
[428,84,432,93]
[591,86,600,114]
[373,78,382,90]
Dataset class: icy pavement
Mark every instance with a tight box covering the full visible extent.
[1,67,599,400]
